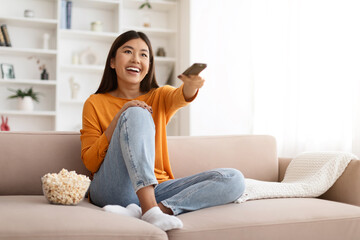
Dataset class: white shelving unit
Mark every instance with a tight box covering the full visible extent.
[0,16,57,28]
[0,79,57,86]
[0,47,57,57]
[0,110,56,116]
[0,0,181,134]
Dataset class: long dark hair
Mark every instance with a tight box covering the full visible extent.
[95,30,159,94]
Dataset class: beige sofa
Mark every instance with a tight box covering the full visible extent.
[1,132,360,240]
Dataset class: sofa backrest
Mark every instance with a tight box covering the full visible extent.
[168,135,278,181]
[0,132,278,195]
[0,132,88,195]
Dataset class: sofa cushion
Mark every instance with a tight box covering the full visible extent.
[0,196,167,240]
[168,198,360,240]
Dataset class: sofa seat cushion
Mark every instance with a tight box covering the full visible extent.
[0,196,167,240]
[169,198,360,240]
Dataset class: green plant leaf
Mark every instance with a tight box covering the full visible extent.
[7,87,41,102]
[139,0,151,9]
[32,95,39,102]
[8,95,20,99]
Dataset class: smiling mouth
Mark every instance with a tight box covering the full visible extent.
[126,67,141,73]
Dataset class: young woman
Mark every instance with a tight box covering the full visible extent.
[80,30,245,231]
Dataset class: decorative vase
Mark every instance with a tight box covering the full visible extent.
[69,77,80,99]
[156,47,166,57]
[140,10,151,28]
[91,21,103,32]
[18,96,34,111]
[41,69,49,80]
[72,52,79,64]
[24,9,35,18]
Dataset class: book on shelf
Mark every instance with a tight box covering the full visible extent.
[66,1,72,29]
[60,0,67,29]
[60,0,72,29]
[0,29,5,46]
[0,24,12,47]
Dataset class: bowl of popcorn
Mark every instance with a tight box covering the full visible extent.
[41,169,91,205]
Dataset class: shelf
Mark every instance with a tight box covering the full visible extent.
[60,100,84,105]
[123,0,177,11]
[0,110,56,117]
[60,29,118,42]
[0,79,56,86]
[60,64,104,74]
[0,47,57,57]
[122,26,176,37]
[60,28,177,46]
[72,0,120,10]
[154,56,176,63]
[0,16,57,29]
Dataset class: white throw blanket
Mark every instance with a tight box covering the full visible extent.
[236,152,357,203]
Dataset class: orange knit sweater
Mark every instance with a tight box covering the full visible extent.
[80,84,194,183]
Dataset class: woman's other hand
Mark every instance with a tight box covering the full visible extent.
[105,100,152,142]
[178,74,205,101]
[120,100,153,115]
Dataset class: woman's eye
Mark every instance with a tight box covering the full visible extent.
[142,53,148,58]
[124,50,132,54]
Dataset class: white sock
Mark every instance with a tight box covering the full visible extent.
[141,206,183,231]
[103,203,142,218]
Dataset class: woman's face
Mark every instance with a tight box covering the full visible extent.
[110,38,150,87]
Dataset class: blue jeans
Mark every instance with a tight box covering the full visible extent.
[89,107,245,215]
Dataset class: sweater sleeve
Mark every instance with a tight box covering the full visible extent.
[80,99,109,173]
[163,84,198,121]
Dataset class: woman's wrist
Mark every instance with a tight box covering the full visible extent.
[178,74,205,101]
[182,84,198,101]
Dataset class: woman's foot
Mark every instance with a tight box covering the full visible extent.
[103,203,142,218]
[141,206,183,231]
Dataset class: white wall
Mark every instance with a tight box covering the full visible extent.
[188,0,254,135]
[187,0,360,158]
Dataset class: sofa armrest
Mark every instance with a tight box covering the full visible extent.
[278,157,292,182]
[279,157,360,207]
[320,159,360,207]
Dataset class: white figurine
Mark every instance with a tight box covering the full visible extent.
[69,77,80,100]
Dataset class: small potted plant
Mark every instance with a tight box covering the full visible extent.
[28,56,49,80]
[8,87,40,111]
[139,0,152,28]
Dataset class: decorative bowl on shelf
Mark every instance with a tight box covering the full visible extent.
[80,47,98,65]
